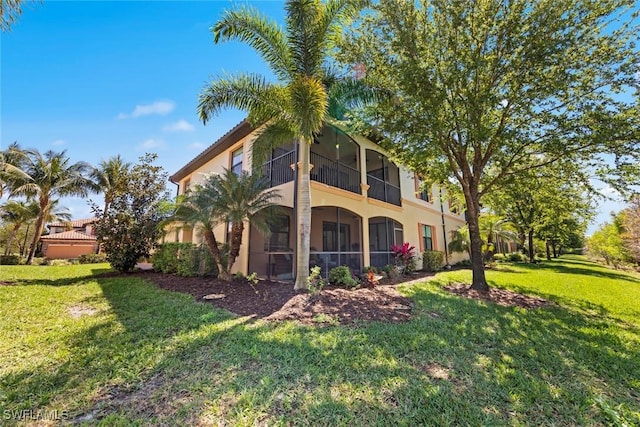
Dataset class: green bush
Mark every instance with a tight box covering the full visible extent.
[422,250,444,272]
[328,266,358,288]
[152,243,218,277]
[78,253,107,264]
[507,252,525,262]
[493,253,506,262]
[455,259,472,267]
[0,255,21,265]
[46,259,72,266]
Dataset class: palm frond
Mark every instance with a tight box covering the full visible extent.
[314,0,369,52]
[289,75,328,139]
[286,0,324,76]
[250,121,297,169]
[198,74,289,125]
[327,76,387,120]
[213,6,293,81]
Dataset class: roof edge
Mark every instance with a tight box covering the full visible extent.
[169,119,254,183]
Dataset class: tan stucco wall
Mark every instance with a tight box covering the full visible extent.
[171,127,468,274]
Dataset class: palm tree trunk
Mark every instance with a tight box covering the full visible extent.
[26,206,47,265]
[4,223,22,256]
[294,139,311,291]
[226,222,244,275]
[203,228,229,281]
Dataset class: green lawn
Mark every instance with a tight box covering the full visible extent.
[0,257,638,426]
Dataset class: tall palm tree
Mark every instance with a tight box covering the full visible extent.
[198,0,368,290]
[91,155,131,214]
[10,150,96,264]
[173,169,280,281]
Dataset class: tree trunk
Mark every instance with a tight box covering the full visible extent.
[226,222,244,276]
[527,230,535,263]
[552,244,558,258]
[4,223,22,256]
[546,240,551,260]
[462,185,488,291]
[203,228,229,281]
[26,206,47,265]
[294,140,311,291]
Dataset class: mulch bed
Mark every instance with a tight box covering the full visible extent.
[143,270,550,325]
[145,272,433,325]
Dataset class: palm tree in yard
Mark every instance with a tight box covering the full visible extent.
[198,0,370,290]
[1,199,71,256]
[91,155,131,214]
[173,169,280,281]
[10,150,96,264]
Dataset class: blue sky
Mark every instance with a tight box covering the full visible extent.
[0,1,630,232]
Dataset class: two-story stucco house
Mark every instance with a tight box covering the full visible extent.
[169,120,467,280]
[41,217,98,259]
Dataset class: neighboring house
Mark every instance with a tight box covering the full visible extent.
[41,218,98,259]
[170,120,468,279]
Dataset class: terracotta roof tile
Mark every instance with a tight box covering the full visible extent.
[41,230,96,241]
[48,217,97,228]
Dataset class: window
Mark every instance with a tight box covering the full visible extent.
[231,147,243,174]
[420,224,434,251]
[414,174,431,202]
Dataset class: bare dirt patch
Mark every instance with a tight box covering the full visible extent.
[443,283,551,309]
[67,305,98,318]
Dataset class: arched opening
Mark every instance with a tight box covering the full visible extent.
[310,206,363,276]
[368,217,404,267]
[311,125,361,194]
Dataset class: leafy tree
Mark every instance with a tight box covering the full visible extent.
[9,149,96,264]
[486,162,593,262]
[197,0,369,290]
[91,155,131,214]
[340,0,638,290]
[93,154,170,272]
[588,220,627,268]
[621,196,640,263]
[173,169,280,280]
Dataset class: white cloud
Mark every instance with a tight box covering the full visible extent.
[163,119,195,132]
[138,138,164,150]
[52,139,65,146]
[118,100,175,119]
[188,142,206,150]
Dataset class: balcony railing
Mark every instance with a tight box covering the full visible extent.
[261,150,295,187]
[367,175,401,206]
[310,152,361,194]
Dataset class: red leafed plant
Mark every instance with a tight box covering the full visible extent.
[392,242,417,275]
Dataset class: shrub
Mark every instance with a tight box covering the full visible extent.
[307,266,326,295]
[455,259,472,267]
[422,250,444,272]
[507,252,525,262]
[152,243,218,277]
[0,255,21,265]
[493,253,506,262]
[392,242,417,275]
[78,253,107,264]
[46,259,71,266]
[328,266,358,288]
